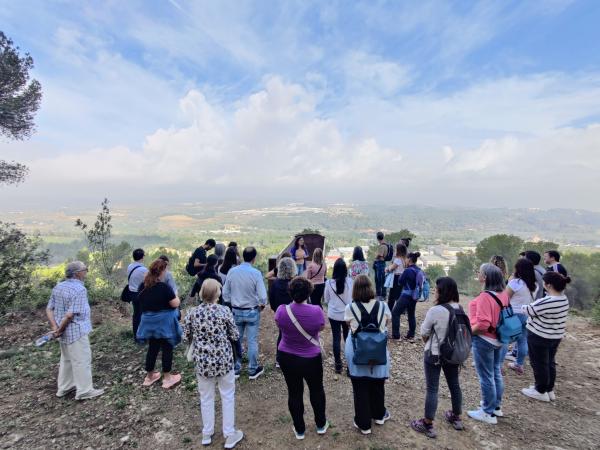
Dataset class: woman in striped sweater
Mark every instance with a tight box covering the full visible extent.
[520,271,571,402]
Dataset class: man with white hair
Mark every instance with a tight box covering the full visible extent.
[46,261,104,400]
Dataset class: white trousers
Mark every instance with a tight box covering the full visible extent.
[196,370,236,436]
[57,335,93,398]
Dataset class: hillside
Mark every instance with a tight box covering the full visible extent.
[1,301,599,449]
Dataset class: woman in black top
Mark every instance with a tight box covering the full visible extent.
[269,257,296,367]
[191,255,223,302]
[137,259,181,389]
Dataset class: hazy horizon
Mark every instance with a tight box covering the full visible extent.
[2,1,600,210]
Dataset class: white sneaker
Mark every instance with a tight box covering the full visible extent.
[479,401,503,417]
[292,427,305,440]
[75,388,105,401]
[504,353,516,362]
[224,430,244,449]
[521,387,550,402]
[316,421,330,435]
[201,434,213,445]
[548,390,556,401]
[467,408,497,424]
[353,421,371,434]
[375,410,391,425]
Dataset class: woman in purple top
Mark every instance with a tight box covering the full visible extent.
[274,277,329,440]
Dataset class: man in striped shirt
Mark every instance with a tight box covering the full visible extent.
[520,271,570,402]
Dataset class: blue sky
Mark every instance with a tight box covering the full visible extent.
[1,0,600,209]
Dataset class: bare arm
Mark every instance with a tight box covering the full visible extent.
[169,296,181,308]
[194,258,207,269]
[54,312,74,337]
[46,308,59,332]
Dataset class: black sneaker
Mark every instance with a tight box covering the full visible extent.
[334,363,343,374]
[248,366,264,380]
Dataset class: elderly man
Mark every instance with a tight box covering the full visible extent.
[46,261,104,400]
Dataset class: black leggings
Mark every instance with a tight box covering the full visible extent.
[310,283,325,307]
[351,377,386,431]
[145,338,173,373]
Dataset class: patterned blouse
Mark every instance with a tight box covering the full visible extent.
[349,260,370,279]
[183,303,240,378]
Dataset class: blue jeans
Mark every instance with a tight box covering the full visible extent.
[296,264,305,275]
[514,313,528,366]
[391,296,417,339]
[233,308,260,372]
[472,336,508,414]
[373,261,386,297]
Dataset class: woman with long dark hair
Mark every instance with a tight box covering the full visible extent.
[136,259,182,389]
[324,258,353,373]
[505,258,538,374]
[411,277,465,438]
[219,247,239,284]
[291,236,309,275]
[349,246,369,279]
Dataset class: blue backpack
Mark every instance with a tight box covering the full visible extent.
[486,291,522,344]
[350,301,387,366]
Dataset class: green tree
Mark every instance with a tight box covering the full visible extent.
[0,31,42,185]
[449,251,479,296]
[0,222,49,311]
[367,229,418,262]
[425,265,446,282]
[475,234,524,272]
[522,241,559,258]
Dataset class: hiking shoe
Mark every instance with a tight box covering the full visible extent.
[201,433,213,445]
[353,421,371,435]
[521,387,550,402]
[374,410,391,425]
[508,362,524,375]
[467,408,497,424]
[292,427,305,440]
[444,411,464,430]
[334,363,343,374]
[316,421,330,435]
[224,430,244,449]
[248,366,264,380]
[410,418,437,438]
[548,390,556,401]
[275,361,280,369]
[75,388,105,401]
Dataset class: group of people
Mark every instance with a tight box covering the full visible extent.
[44,232,572,447]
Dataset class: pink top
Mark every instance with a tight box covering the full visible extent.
[468,291,510,342]
[305,262,326,284]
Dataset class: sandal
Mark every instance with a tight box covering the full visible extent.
[162,373,182,389]
[142,371,161,387]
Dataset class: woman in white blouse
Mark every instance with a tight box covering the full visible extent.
[324,258,353,374]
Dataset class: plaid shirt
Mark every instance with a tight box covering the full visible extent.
[47,279,92,345]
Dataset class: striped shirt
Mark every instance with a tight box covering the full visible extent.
[523,294,569,339]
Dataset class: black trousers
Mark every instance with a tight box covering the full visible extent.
[145,338,173,373]
[132,296,142,338]
[351,377,386,431]
[329,318,349,367]
[310,283,325,308]
[527,331,561,393]
[387,274,401,311]
[278,350,327,434]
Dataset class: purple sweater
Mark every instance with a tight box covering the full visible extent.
[275,302,324,358]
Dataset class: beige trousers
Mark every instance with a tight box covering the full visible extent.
[57,334,93,398]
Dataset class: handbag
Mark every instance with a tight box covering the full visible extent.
[285,304,326,356]
[120,265,143,302]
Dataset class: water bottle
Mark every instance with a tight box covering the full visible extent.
[35,333,53,347]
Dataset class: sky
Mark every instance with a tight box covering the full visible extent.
[1,0,600,210]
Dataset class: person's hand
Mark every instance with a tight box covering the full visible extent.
[53,329,63,338]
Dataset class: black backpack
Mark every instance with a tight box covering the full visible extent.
[429,304,472,365]
[185,248,202,276]
[384,243,394,262]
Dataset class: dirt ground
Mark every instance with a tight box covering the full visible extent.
[1,300,599,450]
